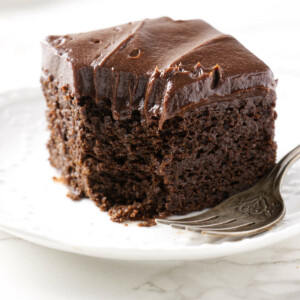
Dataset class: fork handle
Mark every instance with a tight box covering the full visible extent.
[271,145,300,190]
[262,145,300,183]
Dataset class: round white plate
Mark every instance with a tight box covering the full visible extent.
[0,88,300,261]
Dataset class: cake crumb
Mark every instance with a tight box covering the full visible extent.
[66,191,82,201]
[138,219,157,227]
[52,176,63,182]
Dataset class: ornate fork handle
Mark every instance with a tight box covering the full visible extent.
[263,145,300,191]
[274,145,300,189]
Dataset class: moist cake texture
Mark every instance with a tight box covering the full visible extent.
[41,17,277,223]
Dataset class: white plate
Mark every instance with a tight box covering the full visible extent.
[0,88,300,261]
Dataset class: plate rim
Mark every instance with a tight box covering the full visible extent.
[1,221,300,261]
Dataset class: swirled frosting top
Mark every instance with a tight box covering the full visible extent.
[42,17,276,126]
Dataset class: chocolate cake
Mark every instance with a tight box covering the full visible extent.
[41,17,277,223]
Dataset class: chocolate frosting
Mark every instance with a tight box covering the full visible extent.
[42,17,276,127]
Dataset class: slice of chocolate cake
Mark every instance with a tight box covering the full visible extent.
[41,17,277,223]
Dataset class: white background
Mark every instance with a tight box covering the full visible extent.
[0,0,299,93]
[1,0,300,299]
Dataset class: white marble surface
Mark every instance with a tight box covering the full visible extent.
[1,0,300,299]
[1,230,300,300]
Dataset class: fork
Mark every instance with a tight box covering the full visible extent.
[156,145,300,237]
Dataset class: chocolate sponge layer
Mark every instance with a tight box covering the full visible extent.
[42,75,276,223]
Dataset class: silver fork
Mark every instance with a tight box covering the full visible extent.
[156,145,300,237]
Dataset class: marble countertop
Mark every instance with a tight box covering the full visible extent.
[1,230,300,300]
[1,0,300,299]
